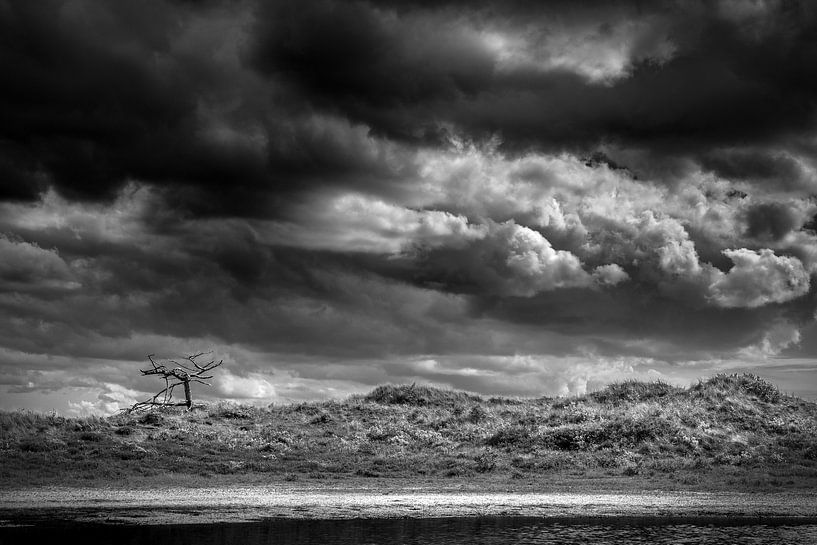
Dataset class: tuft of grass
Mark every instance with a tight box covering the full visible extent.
[0,411,66,434]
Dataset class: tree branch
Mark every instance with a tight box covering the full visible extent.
[126,352,224,413]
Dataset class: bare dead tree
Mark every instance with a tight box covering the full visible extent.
[127,352,223,413]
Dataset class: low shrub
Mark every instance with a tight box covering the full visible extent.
[541,426,596,451]
[78,431,103,442]
[591,380,681,404]
[309,413,332,425]
[693,374,782,403]
[474,451,497,473]
[365,384,481,407]
[485,426,533,448]
[18,439,55,453]
[622,464,640,476]
[467,405,488,424]
[139,412,163,425]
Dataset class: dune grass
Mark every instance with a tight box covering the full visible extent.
[1,374,815,490]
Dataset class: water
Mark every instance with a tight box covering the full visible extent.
[3,517,817,544]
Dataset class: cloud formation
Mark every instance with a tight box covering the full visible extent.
[709,248,810,308]
[1,0,817,412]
[0,235,78,291]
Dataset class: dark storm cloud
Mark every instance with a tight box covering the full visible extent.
[252,0,817,176]
[746,202,806,241]
[1,0,191,200]
[4,0,817,212]
[700,149,816,191]
[253,0,496,111]
[0,0,421,218]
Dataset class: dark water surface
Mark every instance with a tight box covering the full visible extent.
[3,517,817,545]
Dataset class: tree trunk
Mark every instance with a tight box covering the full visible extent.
[183,380,192,409]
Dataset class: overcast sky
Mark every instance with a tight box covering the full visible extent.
[2,0,817,415]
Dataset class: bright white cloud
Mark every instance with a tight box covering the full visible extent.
[494,222,592,295]
[67,382,142,416]
[593,263,629,286]
[708,248,810,308]
[216,369,277,400]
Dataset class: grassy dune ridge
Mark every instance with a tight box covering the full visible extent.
[1,374,816,490]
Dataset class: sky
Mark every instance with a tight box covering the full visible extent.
[2,0,817,415]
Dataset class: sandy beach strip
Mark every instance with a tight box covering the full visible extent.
[1,486,816,525]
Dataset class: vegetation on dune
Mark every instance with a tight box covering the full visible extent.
[1,374,816,489]
[587,379,681,405]
[365,383,482,407]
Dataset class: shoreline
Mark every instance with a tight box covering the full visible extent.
[2,485,816,525]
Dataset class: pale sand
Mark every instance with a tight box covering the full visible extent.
[1,486,816,525]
